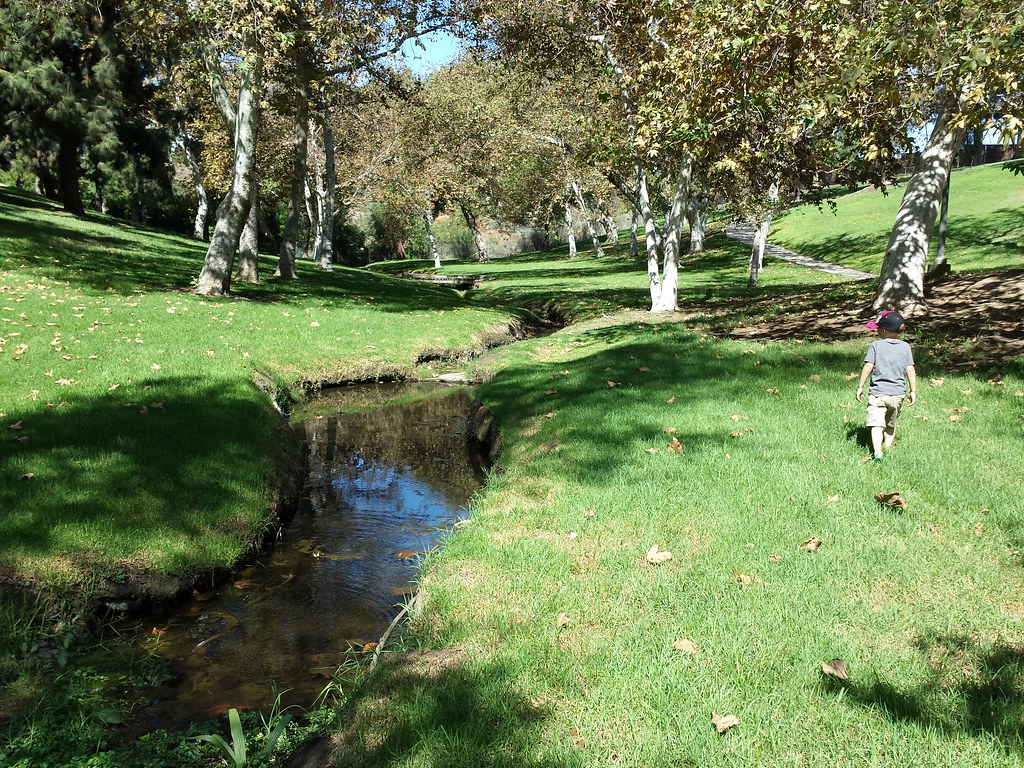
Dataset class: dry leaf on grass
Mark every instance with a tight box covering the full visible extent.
[8,421,23,430]
[808,374,821,382]
[827,494,840,503]
[768,554,781,563]
[800,537,822,551]
[929,378,945,387]
[644,447,659,454]
[736,573,753,586]
[766,388,781,395]
[821,659,849,681]
[875,491,908,510]
[667,437,684,453]
[844,372,859,381]
[20,472,34,480]
[646,545,673,564]
[666,396,676,404]
[712,713,740,733]
[663,426,679,434]
[544,389,558,395]
[673,638,700,655]
[556,612,571,629]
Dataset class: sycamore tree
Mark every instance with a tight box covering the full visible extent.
[848,1,1024,315]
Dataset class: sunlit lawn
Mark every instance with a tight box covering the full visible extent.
[2,175,1024,768]
[771,162,1024,275]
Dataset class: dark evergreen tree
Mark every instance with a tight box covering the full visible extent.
[0,0,156,216]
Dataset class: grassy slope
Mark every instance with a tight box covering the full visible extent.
[0,187,513,586]
[771,162,1024,275]
[337,188,1024,766]
[2,176,1023,767]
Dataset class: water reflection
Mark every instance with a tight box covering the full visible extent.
[113,383,487,731]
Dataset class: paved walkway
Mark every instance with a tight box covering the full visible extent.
[725,223,875,281]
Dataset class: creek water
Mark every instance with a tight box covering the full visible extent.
[107,382,488,732]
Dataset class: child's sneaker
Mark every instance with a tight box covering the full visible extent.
[872,454,884,463]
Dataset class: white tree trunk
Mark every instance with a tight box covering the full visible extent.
[424,208,441,268]
[636,162,664,309]
[747,217,770,288]
[460,203,489,262]
[603,210,619,246]
[570,180,603,257]
[184,139,208,241]
[564,190,578,258]
[874,113,965,315]
[236,183,260,283]
[686,198,706,254]
[651,155,692,312]
[306,125,324,263]
[276,75,308,279]
[195,51,260,296]
[315,110,336,271]
[629,208,638,261]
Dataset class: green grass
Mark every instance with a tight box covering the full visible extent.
[0,186,514,587]
[2,176,1024,766]
[772,163,1024,274]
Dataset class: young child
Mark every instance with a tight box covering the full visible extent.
[855,310,917,462]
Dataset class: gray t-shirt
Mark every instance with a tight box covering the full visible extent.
[865,339,914,396]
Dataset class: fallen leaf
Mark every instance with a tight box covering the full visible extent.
[736,573,753,586]
[20,472,34,480]
[644,447,659,454]
[544,412,556,418]
[875,491,908,510]
[666,437,684,453]
[768,554,781,563]
[730,415,741,422]
[949,414,962,422]
[232,579,254,589]
[663,426,679,434]
[544,389,558,395]
[821,659,849,682]
[929,378,945,387]
[54,378,76,386]
[666,396,676,404]
[150,627,167,638]
[673,638,700,655]
[808,374,821,382]
[638,366,650,372]
[362,642,378,653]
[556,612,571,629]
[8,421,22,430]
[800,536,822,551]
[844,372,859,381]
[607,381,621,388]
[961,388,973,396]
[646,545,673,564]
[151,363,161,370]
[712,713,740,734]
[13,436,28,443]
[766,388,780,395]
[975,523,984,537]
[394,550,417,560]
[827,494,839,503]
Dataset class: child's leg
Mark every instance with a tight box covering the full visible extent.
[883,424,896,449]
[870,426,884,458]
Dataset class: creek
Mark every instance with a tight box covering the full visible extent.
[104,382,489,732]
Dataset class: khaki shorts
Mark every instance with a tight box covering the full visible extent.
[866,394,905,429]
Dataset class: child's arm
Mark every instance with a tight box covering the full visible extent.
[855,362,873,402]
[906,364,917,405]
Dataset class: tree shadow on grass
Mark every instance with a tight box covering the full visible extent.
[0,375,282,592]
[295,649,568,768]
[838,633,1024,749]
